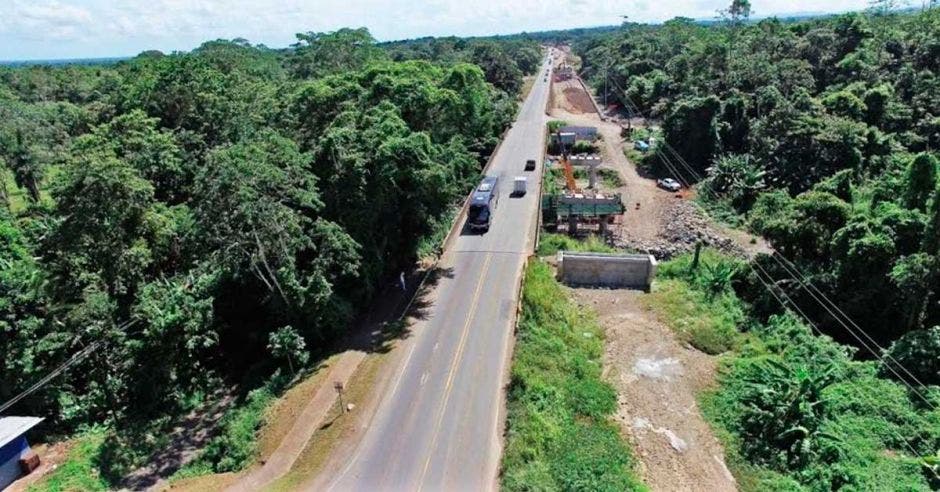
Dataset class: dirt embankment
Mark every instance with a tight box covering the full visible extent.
[571,289,736,491]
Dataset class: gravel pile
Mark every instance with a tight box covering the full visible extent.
[616,200,744,260]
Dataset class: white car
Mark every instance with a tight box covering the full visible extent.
[657,178,681,192]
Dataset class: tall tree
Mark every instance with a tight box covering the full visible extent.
[903,153,938,211]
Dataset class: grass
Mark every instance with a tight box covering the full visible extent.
[572,168,624,189]
[501,260,645,491]
[265,352,388,491]
[537,232,617,256]
[695,192,747,229]
[28,431,109,492]
[173,373,289,479]
[644,250,746,354]
[2,168,29,213]
[2,165,60,213]
[520,75,536,102]
[644,279,744,354]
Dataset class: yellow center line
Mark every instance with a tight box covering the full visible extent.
[415,252,493,491]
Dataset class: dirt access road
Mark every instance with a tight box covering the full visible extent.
[549,52,738,491]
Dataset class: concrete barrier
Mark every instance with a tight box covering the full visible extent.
[557,251,657,290]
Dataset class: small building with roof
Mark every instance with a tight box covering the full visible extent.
[0,416,43,490]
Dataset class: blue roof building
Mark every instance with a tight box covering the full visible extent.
[0,416,43,490]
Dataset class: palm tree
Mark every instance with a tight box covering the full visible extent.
[705,153,766,209]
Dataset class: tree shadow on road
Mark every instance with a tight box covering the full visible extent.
[367,265,454,354]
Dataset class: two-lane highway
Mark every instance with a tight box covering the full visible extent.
[324,54,554,492]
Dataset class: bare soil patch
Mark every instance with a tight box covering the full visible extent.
[561,85,597,114]
[570,288,736,492]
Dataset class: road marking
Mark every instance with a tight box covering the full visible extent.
[326,333,421,491]
[415,252,493,491]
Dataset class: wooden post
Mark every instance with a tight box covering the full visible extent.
[334,381,345,413]
[691,242,702,272]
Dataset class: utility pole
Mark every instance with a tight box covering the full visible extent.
[691,242,703,272]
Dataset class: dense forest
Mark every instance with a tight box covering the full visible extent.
[0,27,538,452]
[571,5,940,490]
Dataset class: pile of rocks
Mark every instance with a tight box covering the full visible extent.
[616,200,744,260]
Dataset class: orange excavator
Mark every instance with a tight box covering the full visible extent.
[554,131,578,192]
[560,150,578,192]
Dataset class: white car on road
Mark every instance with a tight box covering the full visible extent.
[657,177,682,192]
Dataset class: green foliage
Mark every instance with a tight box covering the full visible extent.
[288,28,386,79]
[570,140,597,154]
[0,25,523,465]
[383,36,541,93]
[704,153,766,211]
[884,326,940,386]
[662,95,721,176]
[904,153,938,211]
[536,233,617,256]
[267,325,309,374]
[548,120,568,134]
[179,373,286,476]
[502,260,644,491]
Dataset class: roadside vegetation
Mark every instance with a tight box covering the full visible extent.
[502,260,645,491]
[536,233,617,256]
[1,29,538,486]
[646,250,745,354]
[647,249,939,490]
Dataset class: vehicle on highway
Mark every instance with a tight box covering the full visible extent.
[512,176,527,197]
[657,177,682,192]
[525,159,536,171]
[468,176,499,231]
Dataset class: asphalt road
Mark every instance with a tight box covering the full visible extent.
[323,55,554,492]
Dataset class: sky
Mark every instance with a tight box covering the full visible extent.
[1,0,877,61]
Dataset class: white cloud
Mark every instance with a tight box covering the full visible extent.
[1,0,874,60]
[4,1,95,41]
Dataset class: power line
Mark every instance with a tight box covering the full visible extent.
[608,72,938,406]
[647,126,939,409]
[769,252,937,399]
[656,134,939,407]
[597,43,938,470]
[749,260,938,471]
[0,319,138,415]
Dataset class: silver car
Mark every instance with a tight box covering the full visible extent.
[657,178,681,192]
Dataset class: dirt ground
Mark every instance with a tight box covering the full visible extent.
[550,61,740,491]
[547,68,770,259]
[571,288,737,491]
[553,79,597,115]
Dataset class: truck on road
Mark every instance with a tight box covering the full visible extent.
[468,176,499,232]
[512,176,527,197]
